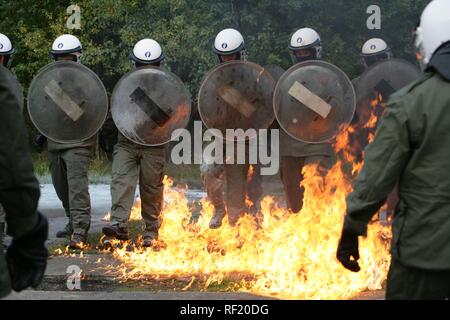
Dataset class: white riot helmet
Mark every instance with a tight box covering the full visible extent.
[361,38,393,68]
[289,28,322,64]
[414,0,450,68]
[0,33,15,68]
[213,28,246,62]
[50,34,83,62]
[130,39,165,67]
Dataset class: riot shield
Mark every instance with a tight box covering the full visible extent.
[263,64,285,82]
[273,60,356,143]
[111,66,191,146]
[355,59,421,128]
[198,61,276,141]
[28,61,108,143]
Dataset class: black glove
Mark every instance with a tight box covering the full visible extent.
[33,134,47,153]
[336,222,361,273]
[6,212,49,291]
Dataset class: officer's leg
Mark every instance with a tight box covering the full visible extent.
[110,144,139,229]
[201,165,226,228]
[247,164,263,214]
[63,148,92,237]
[48,151,72,235]
[280,156,305,213]
[386,258,450,300]
[139,147,165,240]
[304,155,334,175]
[225,163,248,226]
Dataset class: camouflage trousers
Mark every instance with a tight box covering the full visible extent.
[110,142,165,234]
[280,155,333,213]
[49,147,92,235]
[200,164,225,214]
[386,258,450,300]
[224,163,263,225]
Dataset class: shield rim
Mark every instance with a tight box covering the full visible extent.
[111,65,192,147]
[27,60,109,144]
[355,58,422,104]
[273,60,356,144]
[197,60,276,142]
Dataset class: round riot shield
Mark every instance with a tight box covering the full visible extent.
[1,66,24,112]
[28,61,108,143]
[111,66,191,146]
[355,59,421,128]
[274,60,356,143]
[264,64,285,82]
[198,61,276,141]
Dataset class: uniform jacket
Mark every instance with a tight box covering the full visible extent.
[345,43,450,270]
[0,66,40,298]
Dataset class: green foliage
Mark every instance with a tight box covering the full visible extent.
[0,0,429,133]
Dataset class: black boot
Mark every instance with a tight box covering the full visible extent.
[68,233,87,250]
[209,209,226,229]
[102,224,130,241]
[143,231,158,248]
[142,230,167,251]
[56,223,73,238]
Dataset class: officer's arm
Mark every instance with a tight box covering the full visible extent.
[345,101,410,236]
[0,70,40,238]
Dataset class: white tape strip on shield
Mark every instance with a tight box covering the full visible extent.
[217,84,257,118]
[288,81,332,119]
[44,80,84,122]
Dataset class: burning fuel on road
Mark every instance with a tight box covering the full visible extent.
[93,108,391,300]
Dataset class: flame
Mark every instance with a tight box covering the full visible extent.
[59,96,388,299]
[415,52,423,62]
[247,165,255,182]
[103,118,391,299]
[102,198,142,222]
[364,93,385,144]
[130,197,142,221]
[102,212,111,222]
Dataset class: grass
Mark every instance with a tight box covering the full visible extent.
[32,152,202,186]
